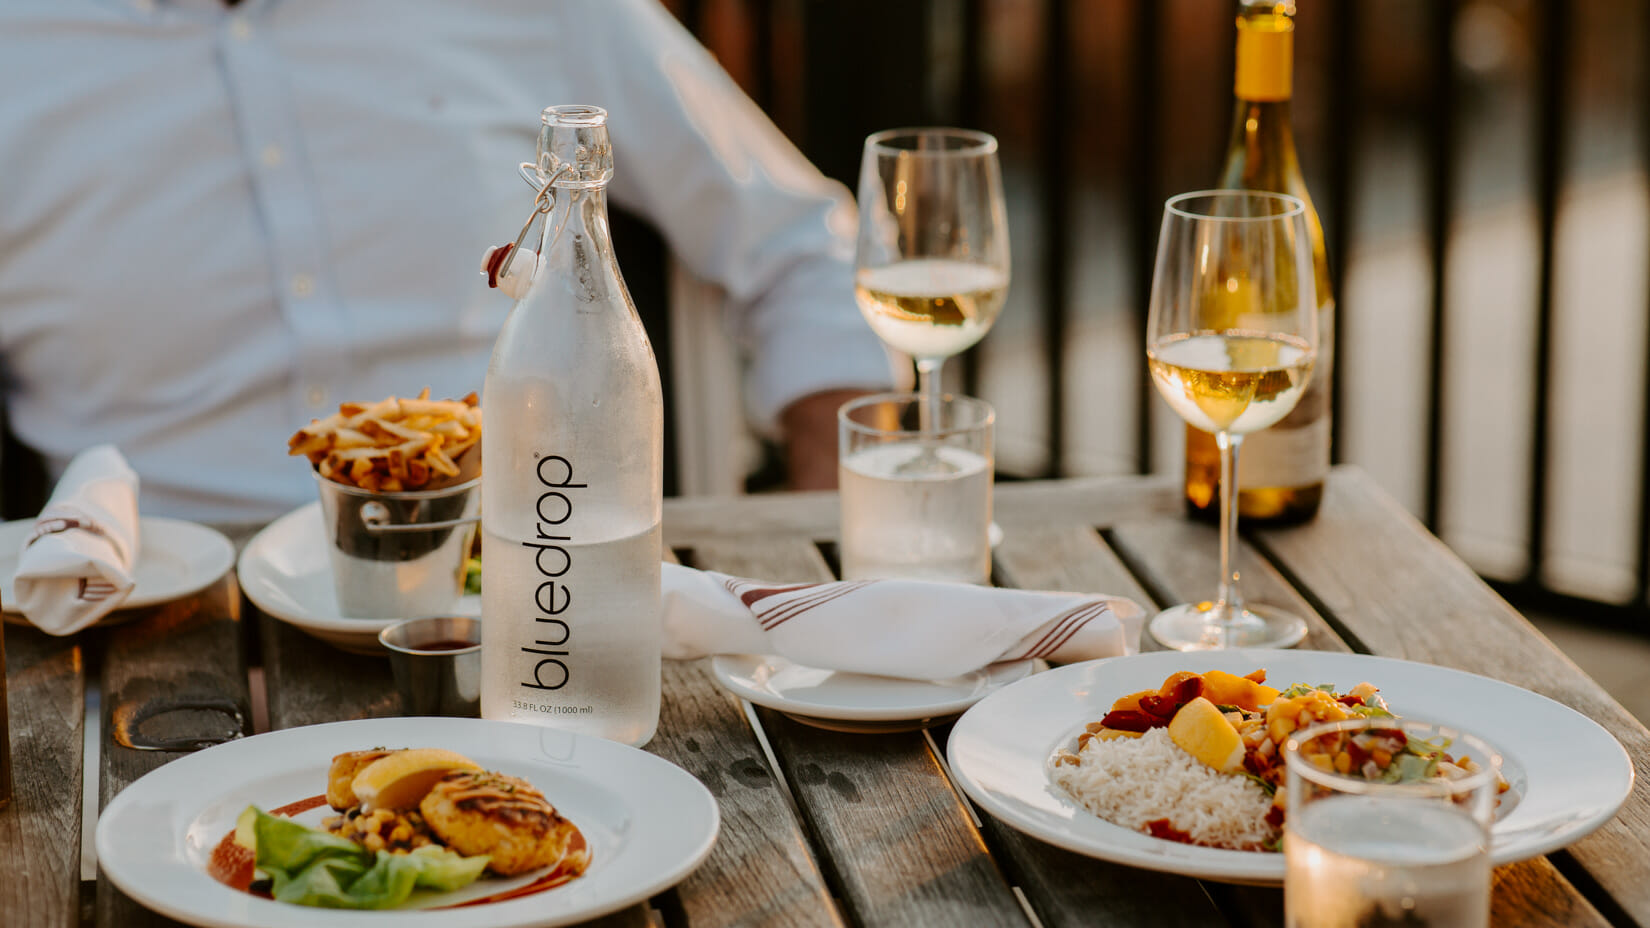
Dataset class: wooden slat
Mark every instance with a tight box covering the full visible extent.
[648,659,844,928]
[691,537,1027,927]
[96,575,249,928]
[1218,857,1609,928]
[992,523,1156,605]
[976,524,1227,926]
[652,541,843,926]
[0,625,83,928]
[1488,861,1610,928]
[1106,517,1351,653]
[1253,467,1650,924]
[663,475,1181,548]
[259,609,399,729]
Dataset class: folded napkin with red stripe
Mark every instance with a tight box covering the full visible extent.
[661,563,1144,680]
[13,445,140,635]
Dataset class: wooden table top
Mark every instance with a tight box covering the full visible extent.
[3,466,1646,927]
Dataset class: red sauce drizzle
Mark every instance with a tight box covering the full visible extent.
[448,832,590,908]
[207,795,330,895]
[205,793,589,908]
[206,835,256,892]
[273,795,330,817]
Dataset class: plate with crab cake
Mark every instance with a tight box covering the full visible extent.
[946,650,1633,884]
[96,717,719,928]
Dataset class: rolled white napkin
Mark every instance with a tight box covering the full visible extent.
[662,563,1145,680]
[13,445,140,635]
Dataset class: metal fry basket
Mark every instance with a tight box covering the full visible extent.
[314,472,480,619]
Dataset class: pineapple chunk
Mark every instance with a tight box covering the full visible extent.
[1200,669,1280,711]
[1168,696,1246,773]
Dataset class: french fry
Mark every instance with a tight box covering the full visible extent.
[288,389,480,492]
[426,446,460,477]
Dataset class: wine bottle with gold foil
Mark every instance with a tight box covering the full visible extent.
[1186,0,1333,524]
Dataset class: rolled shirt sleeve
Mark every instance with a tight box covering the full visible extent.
[570,0,897,431]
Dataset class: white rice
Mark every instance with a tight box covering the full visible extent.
[1048,728,1278,850]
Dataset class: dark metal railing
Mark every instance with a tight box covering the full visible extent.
[670,0,1650,635]
[1039,0,1074,478]
[1422,0,1459,533]
[1128,0,1164,477]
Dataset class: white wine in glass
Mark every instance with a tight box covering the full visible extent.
[1146,190,1318,651]
[854,258,1007,361]
[855,128,1010,413]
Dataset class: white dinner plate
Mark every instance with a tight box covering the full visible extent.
[1,516,235,622]
[238,502,479,654]
[97,716,719,928]
[712,654,1036,732]
[947,650,1634,884]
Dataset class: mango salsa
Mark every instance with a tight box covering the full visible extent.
[1167,696,1246,773]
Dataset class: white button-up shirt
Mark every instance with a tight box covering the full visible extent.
[0,0,892,523]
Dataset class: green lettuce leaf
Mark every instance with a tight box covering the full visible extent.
[234,806,490,909]
[404,844,493,891]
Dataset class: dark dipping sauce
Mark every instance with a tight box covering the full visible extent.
[406,639,479,652]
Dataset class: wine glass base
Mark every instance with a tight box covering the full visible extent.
[1148,602,1308,651]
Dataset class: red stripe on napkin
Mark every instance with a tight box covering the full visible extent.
[723,578,822,608]
[758,581,873,631]
[78,578,118,602]
[1033,603,1109,658]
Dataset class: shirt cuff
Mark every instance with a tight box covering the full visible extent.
[743,324,899,436]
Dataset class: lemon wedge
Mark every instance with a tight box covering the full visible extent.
[350,748,482,811]
[1167,696,1246,773]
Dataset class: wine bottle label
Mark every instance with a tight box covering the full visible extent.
[1238,417,1328,488]
[1236,15,1293,102]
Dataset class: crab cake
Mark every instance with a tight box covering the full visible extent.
[326,749,394,810]
[419,770,589,876]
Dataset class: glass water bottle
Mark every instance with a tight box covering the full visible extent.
[480,105,664,748]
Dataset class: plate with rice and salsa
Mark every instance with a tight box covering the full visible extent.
[945,650,1633,884]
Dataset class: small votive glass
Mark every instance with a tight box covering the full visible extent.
[1283,717,1502,928]
[379,616,481,718]
[838,393,994,584]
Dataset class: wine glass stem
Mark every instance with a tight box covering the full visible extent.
[1216,430,1245,622]
[916,357,944,435]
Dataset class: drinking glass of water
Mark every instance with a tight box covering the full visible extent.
[838,393,994,585]
[1283,717,1503,928]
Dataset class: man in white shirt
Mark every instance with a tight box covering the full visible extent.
[0,0,893,524]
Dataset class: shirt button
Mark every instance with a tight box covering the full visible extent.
[229,18,252,40]
[290,273,315,299]
[261,145,283,168]
[306,385,328,408]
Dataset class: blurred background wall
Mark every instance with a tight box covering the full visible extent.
[658,0,1650,636]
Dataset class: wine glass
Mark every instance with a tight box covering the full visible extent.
[854,128,1010,427]
[1146,190,1319,650]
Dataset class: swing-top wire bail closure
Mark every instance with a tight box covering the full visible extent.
[496,162,568,282]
